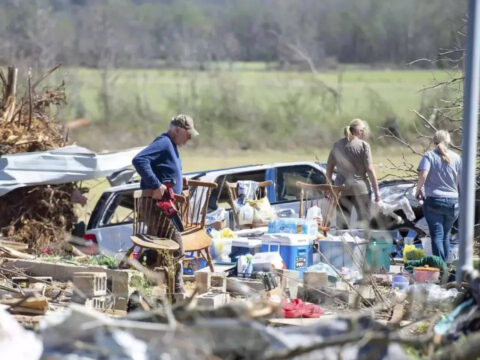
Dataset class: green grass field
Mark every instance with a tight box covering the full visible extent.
[66,67,458,122]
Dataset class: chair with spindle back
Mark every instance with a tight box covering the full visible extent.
[122,189,182,295]
[175,179,218,272]
[296,181,345,237]
[122,179,218,288]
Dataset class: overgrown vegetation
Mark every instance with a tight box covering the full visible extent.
[60,68,460,151]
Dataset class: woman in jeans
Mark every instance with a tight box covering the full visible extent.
[415,130,461,262]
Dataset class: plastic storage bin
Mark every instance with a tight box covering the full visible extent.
[229,238,262,262]
[260,234,314,277]
[329,229,366,239]
[317,236,368,271]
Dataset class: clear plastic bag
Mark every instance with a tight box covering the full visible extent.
[238,203,255,225]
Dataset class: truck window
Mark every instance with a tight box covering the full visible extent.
[102,191,134,226]
[211,170,267,210]
[276,165,326,202]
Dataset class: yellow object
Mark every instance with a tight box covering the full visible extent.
[220,228,236,238]
[403,244,425,261]
[246,197,277,223]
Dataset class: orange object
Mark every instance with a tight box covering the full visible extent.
[413,265,440,283]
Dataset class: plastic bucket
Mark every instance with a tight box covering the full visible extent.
[392,275,409,290]
[366,241,391,272]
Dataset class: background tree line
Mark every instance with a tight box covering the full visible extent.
[0,0,466,70]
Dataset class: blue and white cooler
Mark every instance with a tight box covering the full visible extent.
[260,233,315,277]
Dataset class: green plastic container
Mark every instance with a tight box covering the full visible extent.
[366,230,397,272]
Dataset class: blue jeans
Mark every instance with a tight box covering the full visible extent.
[423,197,459,262]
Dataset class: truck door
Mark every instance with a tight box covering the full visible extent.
[272,164,327,218]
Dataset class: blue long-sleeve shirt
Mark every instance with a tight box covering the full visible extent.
[132,133,183,194]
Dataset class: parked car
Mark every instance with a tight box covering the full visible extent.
[83,161,424,257]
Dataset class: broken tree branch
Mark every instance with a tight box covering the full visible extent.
[31,64,61,91]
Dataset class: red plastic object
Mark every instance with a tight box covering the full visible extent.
[282,299,323,318]
[302,303,323,318]
[82,233,98,255]
[282,298,304,318]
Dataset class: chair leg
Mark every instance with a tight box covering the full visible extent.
[204,247,214,272]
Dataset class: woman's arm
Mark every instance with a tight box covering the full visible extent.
[415,170,429,200]
[366,164,381,202]
[326,163,335,185]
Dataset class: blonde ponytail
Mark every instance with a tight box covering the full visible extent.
[344,126,353,142]
[344,118,369,142]
[433,130,451,163]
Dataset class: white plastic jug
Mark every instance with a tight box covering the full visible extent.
[306,205,323,224]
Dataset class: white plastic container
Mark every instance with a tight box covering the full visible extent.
[252,252,285,271]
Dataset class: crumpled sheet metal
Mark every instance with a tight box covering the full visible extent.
[0,145,144,196]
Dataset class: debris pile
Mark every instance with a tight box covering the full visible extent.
[0,66,79,254]
[0,66,67,154]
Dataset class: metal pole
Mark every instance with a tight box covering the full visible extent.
[457,0,480,282]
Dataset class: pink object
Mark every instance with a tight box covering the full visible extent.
[413,265,440,283]
[282,299,323,318]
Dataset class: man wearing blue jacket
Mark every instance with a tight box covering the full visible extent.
[132,114,199,293]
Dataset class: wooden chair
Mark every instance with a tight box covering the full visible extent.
[226,180,273,229]
[122,189,182,295]
[122,179,217,293]
[296,181,345,237]
[176,179,218,272]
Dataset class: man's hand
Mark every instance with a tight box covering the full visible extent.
[152,184,167,199]
[374,193,381,202]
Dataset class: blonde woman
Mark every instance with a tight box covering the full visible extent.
[326,119,381,229]
[415,130,461,262]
